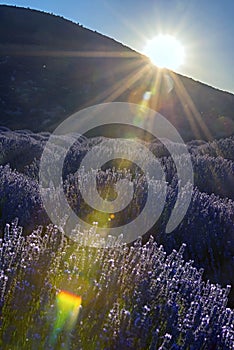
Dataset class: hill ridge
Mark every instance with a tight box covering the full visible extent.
[0,5,234,141]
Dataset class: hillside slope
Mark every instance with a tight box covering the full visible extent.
[0,5,234,140]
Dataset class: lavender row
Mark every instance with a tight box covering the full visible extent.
[0,221,233,349]
[0,163,233,307]
[1,128,233,201]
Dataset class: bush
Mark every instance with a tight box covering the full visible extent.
[0,221,233,349]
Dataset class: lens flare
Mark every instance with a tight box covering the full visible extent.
[50,290,82,345]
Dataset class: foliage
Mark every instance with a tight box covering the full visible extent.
[0,220,233,349]
[0,128,233,348]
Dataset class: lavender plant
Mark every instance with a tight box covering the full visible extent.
[0,128,234,306]
[0,221,233,349]
[0,127,233,349]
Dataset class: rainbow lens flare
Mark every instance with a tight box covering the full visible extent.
[50,290,82,345]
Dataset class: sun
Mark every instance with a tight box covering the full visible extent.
[143,34,185,70]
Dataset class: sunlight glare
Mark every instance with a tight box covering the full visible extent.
[144,35,185,70]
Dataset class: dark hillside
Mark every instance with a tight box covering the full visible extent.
[0,5,234,140]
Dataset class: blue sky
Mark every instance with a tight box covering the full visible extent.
[2,0,234,93]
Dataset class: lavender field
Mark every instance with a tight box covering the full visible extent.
[0,127,234,349]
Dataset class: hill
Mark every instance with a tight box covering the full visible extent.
[0,5,234,141]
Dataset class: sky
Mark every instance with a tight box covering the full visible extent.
[2,0,234,93]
